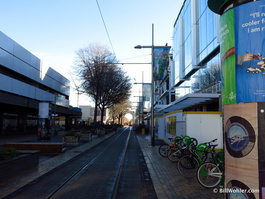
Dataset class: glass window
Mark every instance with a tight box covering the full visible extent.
[3,113,18,132]
[184,34,192,73]
[26,115,38,132]
[184,9,191,40]
[174,51,180,83]
[173,0,220,88]
[199,13,207,53]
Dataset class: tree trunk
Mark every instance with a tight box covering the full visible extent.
[118,113,122,125]
[93,99,98,127]
[100,107,105,125]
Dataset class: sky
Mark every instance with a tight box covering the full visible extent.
[0,0,184,107]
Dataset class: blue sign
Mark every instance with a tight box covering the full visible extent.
[235,0,265,102]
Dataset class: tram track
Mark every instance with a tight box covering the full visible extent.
[4,128,157,199]
[5,128,130,199]
[46,128,131,199]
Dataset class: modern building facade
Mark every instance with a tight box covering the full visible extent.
[0,31,81,135]
[152,0,223,146]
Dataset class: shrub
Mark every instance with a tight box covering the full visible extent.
[0,148,20,160]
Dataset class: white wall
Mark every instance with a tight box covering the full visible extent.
[156,111,223,149]
[157,111,184,144]
[184,112,223,149]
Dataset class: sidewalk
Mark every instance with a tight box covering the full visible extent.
[137,134,223,199]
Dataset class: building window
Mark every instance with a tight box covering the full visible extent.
[3,113,18,132]
[26,115,38,132]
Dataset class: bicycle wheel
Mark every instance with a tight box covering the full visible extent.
[158,144,170,157]
[214,151,224,164]
[168,148,182,162]
[197,162,222,188]
[181,136,190,146]
[174,136,183,146]
[177,155,199,178]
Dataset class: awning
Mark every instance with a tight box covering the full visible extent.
[157,93,221,113]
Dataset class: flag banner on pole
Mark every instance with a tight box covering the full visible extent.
[153,47,170,80]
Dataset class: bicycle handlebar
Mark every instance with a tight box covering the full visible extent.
[202,138,217,145]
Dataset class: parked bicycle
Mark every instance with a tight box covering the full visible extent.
[158,136,186,158]
[196,151,224,188]
[177,138,220,178]
[167,136,197,163]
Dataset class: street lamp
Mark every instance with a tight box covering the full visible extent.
[134,24,171,146]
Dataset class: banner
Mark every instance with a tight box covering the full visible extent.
[143,83,151,112]
[220,8,236,105]
[153,47,170,80]
[235,1,265,103]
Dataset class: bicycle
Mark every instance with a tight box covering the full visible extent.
[158,136,186,158]
[196,151,224,188]
[167,136,196,163]
[177,139,220,178]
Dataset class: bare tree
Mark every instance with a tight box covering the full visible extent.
[74,43,131,125]
[192,64,221,91]
[97,67,131,123]
[109,99,131,124]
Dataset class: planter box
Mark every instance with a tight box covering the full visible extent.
[0,150,39,179]
[4,142,66,153]
[99,129,105,136]
[80,133,92,141]
[63,136,80,146]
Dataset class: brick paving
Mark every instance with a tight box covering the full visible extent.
[137,134,223,199]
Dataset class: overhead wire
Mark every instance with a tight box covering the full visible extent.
[95,0,116,57]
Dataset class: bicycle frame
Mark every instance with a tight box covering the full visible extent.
[207,164,223,178]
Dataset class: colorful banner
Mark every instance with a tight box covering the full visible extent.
[153,47,170,80]
[220,8,236,105]
[221,0,265,104]
[235,1,265,103]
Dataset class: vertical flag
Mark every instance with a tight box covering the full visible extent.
[153,47,170,80]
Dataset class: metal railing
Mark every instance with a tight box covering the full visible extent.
[194,81,222,94]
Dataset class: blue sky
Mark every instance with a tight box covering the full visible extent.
[0,0,184,106]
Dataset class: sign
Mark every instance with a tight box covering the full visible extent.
[221,0,265,104]
[38,102,49,118]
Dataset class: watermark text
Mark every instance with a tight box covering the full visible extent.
[213,188,259,194]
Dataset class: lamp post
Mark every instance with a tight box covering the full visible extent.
[134,24,171,146]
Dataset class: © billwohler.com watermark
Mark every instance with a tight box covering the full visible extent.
[213,187,259,194]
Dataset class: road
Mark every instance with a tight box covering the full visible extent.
[5,128,157,199]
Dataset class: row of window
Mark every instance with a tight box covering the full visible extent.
[172,0,220,97]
